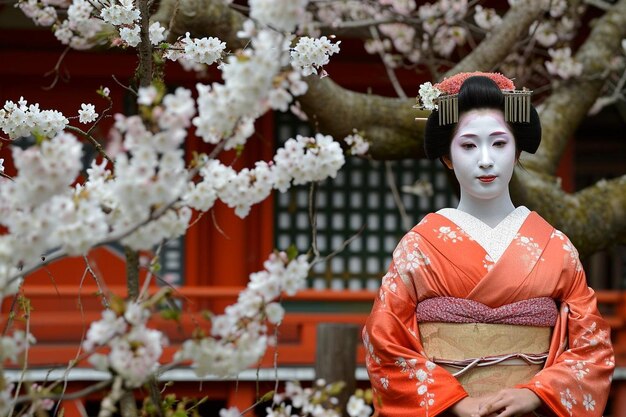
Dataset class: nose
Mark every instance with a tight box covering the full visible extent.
[479,147,494,168]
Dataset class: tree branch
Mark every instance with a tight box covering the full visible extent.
[510,171,626,258]
[526,0,626,174]
[152,0,247,49]
[299,76,428,160]
[443,1,546,78]
[138,0,153,87]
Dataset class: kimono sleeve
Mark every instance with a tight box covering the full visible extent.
[363,233,467,416]
[516,242,614,417]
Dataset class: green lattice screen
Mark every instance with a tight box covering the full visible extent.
[274,112,458,290]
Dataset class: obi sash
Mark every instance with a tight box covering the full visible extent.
[417,297,557,397]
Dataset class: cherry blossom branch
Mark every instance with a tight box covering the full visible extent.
[443,1,545,78]
[43,46,71,91]
[112,75,138,96]
[310,224,365,268]
[368,26,407,99]
[3,199,181,289]
[525,0,626,174]
[83,255,110,308]
[13,380,112,406]
[65,125,114,165]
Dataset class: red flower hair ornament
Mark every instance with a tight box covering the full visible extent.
[415,71,532,125]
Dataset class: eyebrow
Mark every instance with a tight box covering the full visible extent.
[459,131,510,138]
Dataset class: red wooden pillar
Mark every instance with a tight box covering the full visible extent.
[227,382,257,412]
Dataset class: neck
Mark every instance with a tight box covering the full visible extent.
[456,191,516,228]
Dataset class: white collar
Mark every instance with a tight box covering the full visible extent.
[436,206,531,262]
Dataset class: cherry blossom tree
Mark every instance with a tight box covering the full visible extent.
[149,0,626,257]
[1,0,626,416]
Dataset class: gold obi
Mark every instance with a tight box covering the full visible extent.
[419,322,552,397]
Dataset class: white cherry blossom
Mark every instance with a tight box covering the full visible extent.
[291,36,341,76]
[0,97,68,139]
[137,86,158,106]
[120,24,141,47]
[473,5,501,30]
[78,103,98,123]
[249,0,308,33]
[148,21,166,45]
[546,47,582,79]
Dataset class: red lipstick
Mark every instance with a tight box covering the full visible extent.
[478,176,496,183]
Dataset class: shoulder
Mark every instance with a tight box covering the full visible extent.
[408,212,445,237]
[526,211,555,232]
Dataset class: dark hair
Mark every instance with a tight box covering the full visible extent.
[423,76,541,160]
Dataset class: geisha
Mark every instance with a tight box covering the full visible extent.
[363,73,614,417]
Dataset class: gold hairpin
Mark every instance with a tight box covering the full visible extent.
[434,90,532,126]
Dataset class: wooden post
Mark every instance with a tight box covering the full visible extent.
[315,323,359,415]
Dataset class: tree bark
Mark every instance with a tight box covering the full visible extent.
[300,77,429,159]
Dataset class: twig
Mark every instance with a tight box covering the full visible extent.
[86,95,114,137]
[65,125,114,165]
[211,209,230,239]
[2,295,18,336]
[43,46,71,91]
[83,255,110,308]
[311,225,366,267]
[13,380,112,405]
[167,0,181,34]
[385,161,412,231]
[112,75,137,96]
[308,182,320,259]
[314,17,398,30]
[139,241,164,300]
[208,138,228,160]
[369,26,407,99]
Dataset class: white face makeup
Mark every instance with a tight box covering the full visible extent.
[445,109,517,202]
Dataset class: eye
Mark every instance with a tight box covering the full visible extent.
[493,140,507,148]
[461,143,475,150]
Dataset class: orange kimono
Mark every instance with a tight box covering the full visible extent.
[364,211,614,416]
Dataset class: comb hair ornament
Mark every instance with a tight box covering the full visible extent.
[414,71,533,125]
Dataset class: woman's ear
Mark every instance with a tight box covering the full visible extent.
[441,155,453,170]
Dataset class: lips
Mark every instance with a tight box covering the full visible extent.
[478,176,497,183]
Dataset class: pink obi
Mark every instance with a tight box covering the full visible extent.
[415,296,558,327]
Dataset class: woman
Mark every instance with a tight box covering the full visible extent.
[363,73,614,417]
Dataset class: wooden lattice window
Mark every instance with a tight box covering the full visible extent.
[274,112,457,290]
